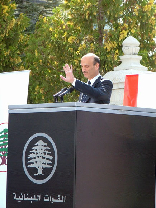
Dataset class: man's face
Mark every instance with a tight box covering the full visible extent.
[80,56,99,80]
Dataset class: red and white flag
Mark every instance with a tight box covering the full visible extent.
[0,70,30,208]
[123,73,156,109]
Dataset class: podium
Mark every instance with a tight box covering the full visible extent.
[7,103,156,208]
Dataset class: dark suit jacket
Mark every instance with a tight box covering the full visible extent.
[74,76,113,104]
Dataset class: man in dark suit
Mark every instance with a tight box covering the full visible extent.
[60,53,113,104]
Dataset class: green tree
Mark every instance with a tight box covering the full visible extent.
[119,0,156,71]
[62,0,156,72]
[24,0,155,104]
[24,11,81,103]
[14,0,63,32]
[0,0,29,72]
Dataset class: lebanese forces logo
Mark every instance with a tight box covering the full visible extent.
[23,133,57,184]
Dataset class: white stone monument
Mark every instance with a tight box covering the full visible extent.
[104,36,151,106]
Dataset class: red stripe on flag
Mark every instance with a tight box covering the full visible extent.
[123,74,139,107]
[0,123,8,125]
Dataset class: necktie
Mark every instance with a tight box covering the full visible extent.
[81,81,91,102]
[88,81,91,85]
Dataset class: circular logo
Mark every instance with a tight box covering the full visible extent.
[22,133,57,184]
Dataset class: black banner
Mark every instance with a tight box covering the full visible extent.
[7,111,76,208]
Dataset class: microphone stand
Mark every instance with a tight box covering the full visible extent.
[53,87,74,103]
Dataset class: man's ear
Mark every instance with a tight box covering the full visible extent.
[95,63,99,71]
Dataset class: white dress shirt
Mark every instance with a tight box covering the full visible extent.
[72,74,100,86]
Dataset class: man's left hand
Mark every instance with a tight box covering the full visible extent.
[60,64,75,84]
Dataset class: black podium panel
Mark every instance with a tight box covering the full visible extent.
[75,111,155,208]
[7,103,156,208]
[7,111,76,208]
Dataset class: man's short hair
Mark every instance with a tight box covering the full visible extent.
[93,55,100,66]
[82,53,100,66]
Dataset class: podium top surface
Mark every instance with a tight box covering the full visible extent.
[8,102,156,117]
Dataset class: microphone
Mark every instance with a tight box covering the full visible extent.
[59,87,74,97]
[53,87,67,97]
[58,87,74,102]
[53,87,67,102]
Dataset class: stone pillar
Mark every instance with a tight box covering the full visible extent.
[104,36,151,106]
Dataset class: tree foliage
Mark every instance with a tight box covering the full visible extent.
[0,0,29,72]
[24,11,82,103]
[14,0,63,33]
[121,0,156,70]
